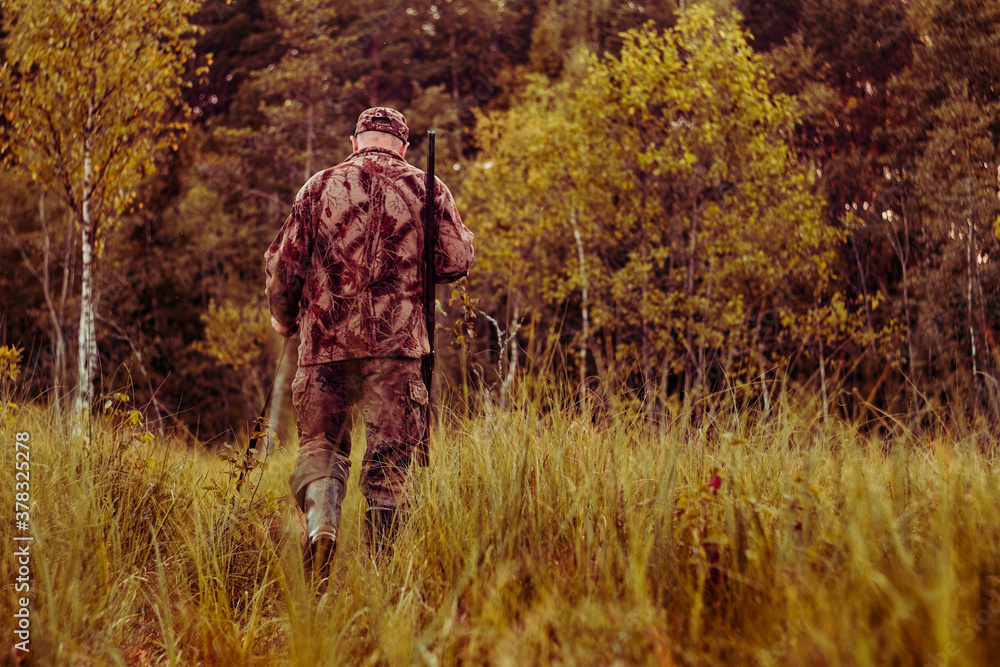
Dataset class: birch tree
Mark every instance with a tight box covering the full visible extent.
[1,0,198,412]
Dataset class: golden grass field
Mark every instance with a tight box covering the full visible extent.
[3,388,1000,666]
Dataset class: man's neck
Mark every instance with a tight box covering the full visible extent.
[352,145,405,160]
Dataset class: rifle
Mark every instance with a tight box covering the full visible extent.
[417,130,436,466]
[237,336,289,493]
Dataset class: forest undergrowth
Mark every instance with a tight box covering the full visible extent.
[2,384,1000,666]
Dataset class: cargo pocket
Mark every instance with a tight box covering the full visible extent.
[291,366,307,410]
[405,378,428,447]
[407,378,429,407]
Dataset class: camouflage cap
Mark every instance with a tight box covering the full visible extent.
[355,107,409,143]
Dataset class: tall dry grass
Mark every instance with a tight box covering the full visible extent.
[2,384,1000,665]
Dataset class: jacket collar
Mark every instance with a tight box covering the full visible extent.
[347,146,407,162]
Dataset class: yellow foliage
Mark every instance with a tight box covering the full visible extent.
[464,6,851,388]
[0,345,23,383]
[193,299,272,371]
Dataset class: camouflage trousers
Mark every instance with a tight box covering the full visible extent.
[289,357,428,512]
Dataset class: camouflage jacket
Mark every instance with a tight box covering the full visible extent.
[265,146,475,365]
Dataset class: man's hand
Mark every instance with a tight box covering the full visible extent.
[271,315,293,337]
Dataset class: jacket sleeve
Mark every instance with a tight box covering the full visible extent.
[265,186,315,331]
[432,178,475,283]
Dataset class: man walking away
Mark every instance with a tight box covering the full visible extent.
[265,107,475,574]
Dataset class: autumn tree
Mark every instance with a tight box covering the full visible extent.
[1,0,199,413]
[464,6,844,409]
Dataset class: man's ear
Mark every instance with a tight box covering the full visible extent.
[399,141,409,159]
[351,135,359,152]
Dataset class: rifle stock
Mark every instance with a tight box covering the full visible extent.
[418,131,436,466]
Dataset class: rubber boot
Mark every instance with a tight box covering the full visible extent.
[364,506,403,560]
[303,477,343,578]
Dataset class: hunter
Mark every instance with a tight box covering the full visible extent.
[265,107,475,573]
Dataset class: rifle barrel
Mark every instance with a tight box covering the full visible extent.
[418,131,436,465]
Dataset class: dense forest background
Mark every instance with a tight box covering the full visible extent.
[2,0,999,443]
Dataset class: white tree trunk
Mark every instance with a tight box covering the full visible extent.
[967,210,978,383]
[571,206,589,408]
[501,304,520,408]
[74,146,98,413]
